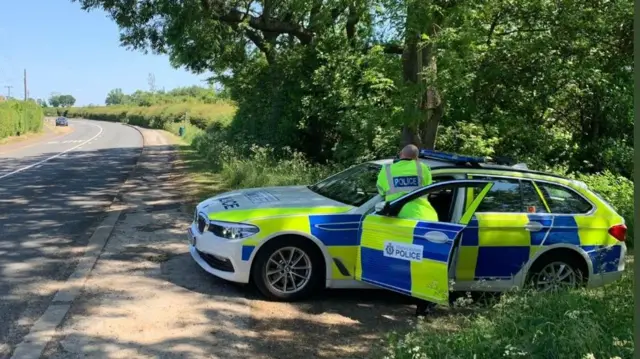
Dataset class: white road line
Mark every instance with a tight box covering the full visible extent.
[0,122,104,181]
[47,140,84,144]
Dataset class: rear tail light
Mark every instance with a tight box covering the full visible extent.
[608,224,627,242]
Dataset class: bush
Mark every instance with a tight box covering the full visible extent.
[219,145,338,189]
[0,100,44,139]
[62,102,236,131]
[384,265,634,359]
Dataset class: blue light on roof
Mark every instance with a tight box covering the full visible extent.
[419,149,488,164]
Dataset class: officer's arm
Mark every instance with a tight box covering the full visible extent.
[422,163,433,186]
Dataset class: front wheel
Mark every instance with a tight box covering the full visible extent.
[251,237,324,302]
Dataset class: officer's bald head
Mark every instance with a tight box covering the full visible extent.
[399,144,419,160]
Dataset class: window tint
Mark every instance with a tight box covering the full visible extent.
[474,178,522,213]
[422,176,457,222]
[309,163,381,207]
[397,182,488,223]
[536,182,593,214]
[521,181,549,213]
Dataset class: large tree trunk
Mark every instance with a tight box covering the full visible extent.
[400,2,443,150]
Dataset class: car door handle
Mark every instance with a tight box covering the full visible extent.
[524,221,544,232]
[423,231,450,244]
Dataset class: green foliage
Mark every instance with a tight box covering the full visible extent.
[220,145,337,189]
[384,266,634,359]
[64,102,235,131]
[0,100,44,139]
[75,0,634,180]
[104,86,226,107]
[49,94,76,107]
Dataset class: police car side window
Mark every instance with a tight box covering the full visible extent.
[521,180,549,213]
[472,177,522,213]
[536,182,593,214]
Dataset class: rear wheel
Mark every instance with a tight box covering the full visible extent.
[527,252,586,292]
[251,237,324,301]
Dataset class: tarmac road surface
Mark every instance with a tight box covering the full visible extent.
[0,119,143,356]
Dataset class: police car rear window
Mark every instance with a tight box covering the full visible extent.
[535,182,593,214]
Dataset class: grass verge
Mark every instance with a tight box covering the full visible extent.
[384,257,634,359]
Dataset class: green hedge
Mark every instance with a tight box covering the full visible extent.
[58,103,236,131]
[0,100,44,139]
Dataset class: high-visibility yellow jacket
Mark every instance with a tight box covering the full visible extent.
[376,159,439,221]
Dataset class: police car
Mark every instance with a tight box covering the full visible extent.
[187,150,627,304]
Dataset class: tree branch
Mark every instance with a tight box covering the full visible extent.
[363,43,404,54]
[244,28,275,63]
[346,4,359,42]
[383,43,404,54]
[496,28,548,36]
[201,0,313,44]
[486,11,501,46]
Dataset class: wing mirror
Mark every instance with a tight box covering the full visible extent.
[374,201,390,215]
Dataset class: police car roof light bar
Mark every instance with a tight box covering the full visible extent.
[419,149,518,167]
[419,149,487,165]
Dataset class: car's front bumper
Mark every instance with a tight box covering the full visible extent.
[187,222,251,283]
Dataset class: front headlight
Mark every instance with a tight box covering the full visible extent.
[208,221,259,239]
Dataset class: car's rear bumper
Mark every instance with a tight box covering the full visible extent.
[587,271,623,288]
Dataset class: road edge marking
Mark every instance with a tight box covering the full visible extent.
[8,122,146,359]
[0,121,104,180]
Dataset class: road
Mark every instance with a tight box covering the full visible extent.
[0,119,142,355]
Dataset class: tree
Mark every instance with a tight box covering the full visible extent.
[59,95,76,107]
[49,94,61,107]
[69,0,481,149]
[36,98,48,107]
[72,0,633,176]
[105,88,127,105]
[49,94,76,107]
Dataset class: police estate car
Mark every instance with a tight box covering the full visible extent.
[187,150,627,304]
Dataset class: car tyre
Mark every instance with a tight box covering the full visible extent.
[526,251,586,292]
[251,236,325,302]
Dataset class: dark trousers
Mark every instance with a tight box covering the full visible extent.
[415,299,436,316]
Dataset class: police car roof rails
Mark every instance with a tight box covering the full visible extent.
[419,149,517,167]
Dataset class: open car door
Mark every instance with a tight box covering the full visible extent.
[355,179,494,305]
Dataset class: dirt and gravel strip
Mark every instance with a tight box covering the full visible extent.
[39,127,442,359]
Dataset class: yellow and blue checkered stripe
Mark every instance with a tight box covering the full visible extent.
[355,216,460,305]
[456,213,625,281]
[238,212,364,280]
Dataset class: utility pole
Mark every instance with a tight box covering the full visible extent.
[23,69,27,101]
[4,85,12,98]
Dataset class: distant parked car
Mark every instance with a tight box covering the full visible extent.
[55,117,68,126]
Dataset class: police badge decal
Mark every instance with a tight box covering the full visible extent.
[385,242,395,256]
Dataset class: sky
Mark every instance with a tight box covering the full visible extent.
[0,0,211,106]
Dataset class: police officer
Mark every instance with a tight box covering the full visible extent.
[376,144,438,221]
[376,144,438,316]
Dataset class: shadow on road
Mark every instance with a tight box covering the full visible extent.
[0,145,141,356]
